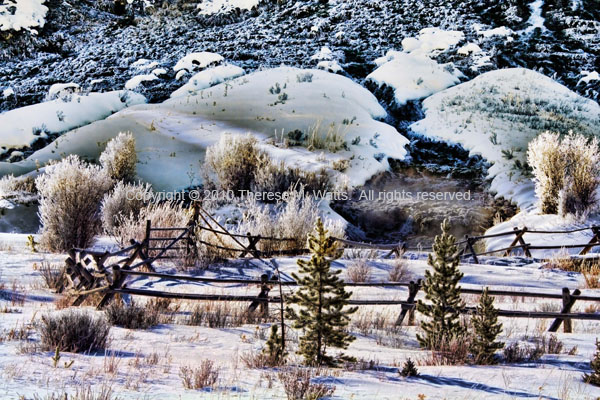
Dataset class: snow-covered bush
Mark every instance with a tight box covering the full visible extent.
[101,181,152,236]
[236,188,345,253]
[99,132,137,183]
[0,0,48,34]
[36,155,113,252]
[527,131,566,214]
[528,131,600,217]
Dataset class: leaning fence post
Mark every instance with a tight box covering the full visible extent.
[548,287,581,333]
[396,279,421,326]
[465,235,479,264]
[143,220,151,257]
[579,226,600,255]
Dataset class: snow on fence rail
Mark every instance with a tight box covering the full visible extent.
[56,203,600,333]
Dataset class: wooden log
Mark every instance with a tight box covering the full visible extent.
[548,288,581,333]
[395,279,421,326]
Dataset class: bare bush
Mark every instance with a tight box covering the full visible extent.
[101,181,152,236]
[277,367,335,400]
[99,132,137,182]
[503,341,545,363]
[104,300,160,329]
[528,131,566,214]
[388,258,412,282]
[240,348,283,369]
[36,155,113,252]
[583,263,600,288]
[31,384,118,400]
[252,157,330,198]
[185,302,266,328]
[203,134,263,192]
[420,335,472,366]
[38,261,63,290]
[38,311,110,353]
[346,259,372,283]
[179,360,219,389]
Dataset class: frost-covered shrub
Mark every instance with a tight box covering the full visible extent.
[203,134,263,193]
[237,188,345,252]
[528,131,600,217]
[101,181,152,236]
[112,201,189,250]
[99,132,137,183]
[0,174,37,204]
[527,131,566,214]
[558,134,600,218]
[36,155,113,252]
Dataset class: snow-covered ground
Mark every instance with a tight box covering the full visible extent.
[1,234,600,399]
[0,0,47,33]
[0,66,408,191]
[410,68,600,211]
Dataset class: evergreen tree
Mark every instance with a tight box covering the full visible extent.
[400,358,419,377]
[584,339,600,386]
[470,288,504,364]
[286,218,358,366]
[416,219,466,350]
[262,324,286,366]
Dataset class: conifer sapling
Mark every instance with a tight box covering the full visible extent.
[416,219,466,350]
[584,338,600,386]
[400,358,419,377]
[263,324,286,366]
[286,218,357,366]
[471,288,504,364]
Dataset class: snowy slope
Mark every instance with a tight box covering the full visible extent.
[170,64,245,99]
[410,68,600,210]
[0,67,408,191]
[0,0,47,33]
[0,91,146,153]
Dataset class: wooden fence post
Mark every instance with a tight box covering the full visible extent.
[248,274,271,319]
[579,226,600,255]
[143,220,151,257]
[396,279,421,326]
[505,227,531,257]
[465,235,479,264]
[239,233,261,258]
[548,287,581,333]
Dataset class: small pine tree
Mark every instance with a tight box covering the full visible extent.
[286,218,358,366]
[470,288,504,364]
[400,358,418,377]
[584,339,600,386]
[263,324,286,366]
[416,219,466,350]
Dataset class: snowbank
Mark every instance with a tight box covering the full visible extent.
[173,52,224,72]
[410,68,600,210]
[197,0,259,15]
[475,24,514,38]
[0,67,407,191]
[0,0,47,33]
[170,64,245,99]
[367,52,463,106]
[401,27,464,56]
[578,71,600,86]
[0,91,146,152]
[124,73,159,90]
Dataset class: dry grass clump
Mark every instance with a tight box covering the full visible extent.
[38,311,110,353]
[346,259,372,283]
[101,181,152,236]
[0,174,37,204]
[252,158,330,198]
[583,263,600,289]
[304,120,348,153]
[179,360,219,389]
[419,335,472,366]
[30,384,118,400]
[503,341,545,363]
[240,348,284,369]
[99,132,137,183]
[37,261,64,291]
[277,367,336,400]
[185,301,267,328]
[104,300,161,330]
[543,250,580,271]
[36,155,114,252]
